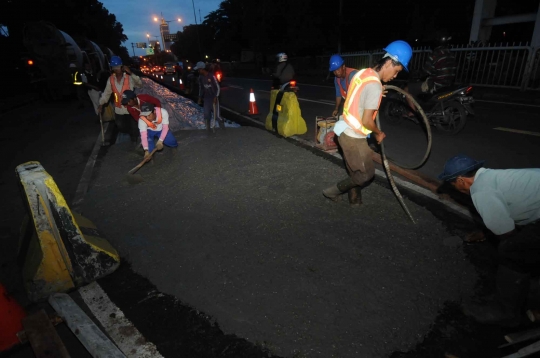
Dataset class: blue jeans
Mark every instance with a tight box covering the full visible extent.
[147,129,178,152]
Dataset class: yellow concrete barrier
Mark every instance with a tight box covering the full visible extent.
[266,90,307,137]
[16,162,120,302]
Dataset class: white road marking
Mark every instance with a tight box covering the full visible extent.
[476,99,540,108]
[79,282,164,358]
[493,127,540,137]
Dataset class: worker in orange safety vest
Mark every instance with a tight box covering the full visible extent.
[98,56,143,145]
[329,55,358,117]
[322,40,413,207]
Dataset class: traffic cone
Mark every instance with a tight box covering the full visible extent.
[179,78,185,90]
[248,88,258,115]
[0,284,26,352]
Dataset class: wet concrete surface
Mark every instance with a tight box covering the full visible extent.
[81,127,480,358]
[3,96,540,357]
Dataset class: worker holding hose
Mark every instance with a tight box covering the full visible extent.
[322,40,413,207]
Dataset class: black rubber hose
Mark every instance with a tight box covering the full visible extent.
[383,85,432,170]
[376,112,416,224]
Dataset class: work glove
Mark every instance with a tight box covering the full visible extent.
[156,140,164,150]
[421,78,432,93]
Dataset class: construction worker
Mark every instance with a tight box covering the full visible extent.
[121,90,161,121]
[272,52,295,89]
[329,54,358,117]
[195,61,225,133]
[139,103,178,160]
[439,155,540,326]
[98,56,143,144]
[81,62,102,115]
[70,63,85,108]
[322,40,412,207]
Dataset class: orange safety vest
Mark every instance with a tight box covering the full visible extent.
[139,107,162,130]
[110,75,131,108]
[342,68,382,136]
[337,67,357,99]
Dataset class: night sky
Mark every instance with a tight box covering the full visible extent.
[101,0,222,56]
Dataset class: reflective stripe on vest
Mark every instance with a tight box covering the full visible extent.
[73,71,83,85]
[337,67,357,99]
[110,75,131,108]
[140,107,162,130]
[342,68,382,136]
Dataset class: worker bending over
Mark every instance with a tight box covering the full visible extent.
[138,103,178,160]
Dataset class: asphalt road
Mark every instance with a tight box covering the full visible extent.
[156,72,540,180]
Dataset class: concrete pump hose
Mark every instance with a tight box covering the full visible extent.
[376,112,416,224]
[383,85,432,170]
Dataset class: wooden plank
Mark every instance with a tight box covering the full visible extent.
[22,309,70,358]
[48,293,126,358]
[502,340,540,358]
[500,327,540,347]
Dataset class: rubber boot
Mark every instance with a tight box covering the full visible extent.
[347,186,363,207]
[323,177,357,202]
[463,266,529,326]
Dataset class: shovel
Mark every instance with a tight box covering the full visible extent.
[128,148,158,174]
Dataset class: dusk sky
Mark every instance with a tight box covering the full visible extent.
[101,0,222,56]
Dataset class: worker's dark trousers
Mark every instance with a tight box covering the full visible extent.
[498,220,540,275]
[114,113,139,142]
[337,134,375,187]
[203,97,224,131]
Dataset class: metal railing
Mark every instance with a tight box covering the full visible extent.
[311,43,540,90]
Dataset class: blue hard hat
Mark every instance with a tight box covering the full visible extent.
[383,40,413,71]
[329,54,344,71]
[110,56,122,67]
[438,154,484,181]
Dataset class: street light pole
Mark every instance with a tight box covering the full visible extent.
[131,42,136,57]
[192,0,203,59]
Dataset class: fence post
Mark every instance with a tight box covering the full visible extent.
[520,47,536,91]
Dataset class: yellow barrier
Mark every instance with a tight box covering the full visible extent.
[266,90,307,137]
[16,162,120,302]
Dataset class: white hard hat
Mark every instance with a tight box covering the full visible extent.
[277,53,288,62]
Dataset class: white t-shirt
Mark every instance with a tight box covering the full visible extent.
[471,168,540,235]
[138,108,169,132]
[333,81,382,139]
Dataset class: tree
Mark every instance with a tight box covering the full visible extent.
[0,0,127,55]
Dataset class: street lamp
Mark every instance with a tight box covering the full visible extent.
[154,14,182,52]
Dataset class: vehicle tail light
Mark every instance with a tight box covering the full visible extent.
[466,86,473,94]
[216,72,222,81]
[290,80,296,87]
[27,60,34,65]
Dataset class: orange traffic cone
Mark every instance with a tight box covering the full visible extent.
[248,88,258,115]
[0,284,26,352]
